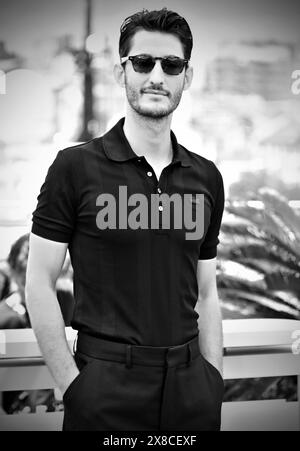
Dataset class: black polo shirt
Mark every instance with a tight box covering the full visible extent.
[31,118,224,346]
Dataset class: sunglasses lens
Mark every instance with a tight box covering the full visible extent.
[129,55,187,75]
[162,58,185,75]
[132,56,154,73]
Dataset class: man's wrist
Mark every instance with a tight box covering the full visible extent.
[60,367,80,396]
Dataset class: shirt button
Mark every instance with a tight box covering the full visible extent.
[157,187,161,193]
[158,205,163,212]
[147,171,152,177]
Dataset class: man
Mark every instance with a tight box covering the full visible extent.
[25,8,225,431]
[0,234,29,329]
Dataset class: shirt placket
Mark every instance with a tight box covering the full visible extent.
[136,158,180,234]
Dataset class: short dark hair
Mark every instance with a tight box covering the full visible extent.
[7,233,29,274]
[119,8,193,61]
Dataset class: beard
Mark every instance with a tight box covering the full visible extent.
[125,76,184,119]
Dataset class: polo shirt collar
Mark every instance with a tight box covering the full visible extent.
[102,117,191,168]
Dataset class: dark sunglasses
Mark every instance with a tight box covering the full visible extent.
[121,54,189,75]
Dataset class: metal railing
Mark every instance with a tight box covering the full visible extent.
[0,319,300,431]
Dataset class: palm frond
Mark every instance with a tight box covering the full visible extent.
[258,187,300,240]
[218,188,300,320]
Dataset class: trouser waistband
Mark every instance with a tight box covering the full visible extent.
[75,332,200,368]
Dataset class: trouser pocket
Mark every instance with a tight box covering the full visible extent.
[62,351,101,430]
[194,354,224,430]
[200,354,225,393]
[159,355,224,431]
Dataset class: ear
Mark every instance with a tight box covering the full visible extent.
[183,65,193,91]
[114,63,125,88]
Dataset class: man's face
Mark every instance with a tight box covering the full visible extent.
[122,30,191,119]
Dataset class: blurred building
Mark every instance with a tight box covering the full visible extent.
[56,34,75,55]
[91,37,124,135]
[204,41,299,101]
[0,41,23,73]
[293,42,300,68]
[55,34,124,137]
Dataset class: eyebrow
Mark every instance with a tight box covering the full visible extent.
[127,54,184,59]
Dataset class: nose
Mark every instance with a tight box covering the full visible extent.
[148,60,164,85]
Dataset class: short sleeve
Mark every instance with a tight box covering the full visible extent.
[31,150,77,243]
[199,168,225,260]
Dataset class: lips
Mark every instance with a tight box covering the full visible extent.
[142,89,168,96]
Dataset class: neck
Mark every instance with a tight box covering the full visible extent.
[123,105,173,164]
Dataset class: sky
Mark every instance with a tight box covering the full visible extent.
[1,0,300,76]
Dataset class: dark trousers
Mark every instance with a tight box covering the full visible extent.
[62,333,224,431]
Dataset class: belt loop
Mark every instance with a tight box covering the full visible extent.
[164,348,170,368]
[187,343,192,366]
[125,345,132,369]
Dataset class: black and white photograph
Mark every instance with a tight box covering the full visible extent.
[0,0,300,434]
